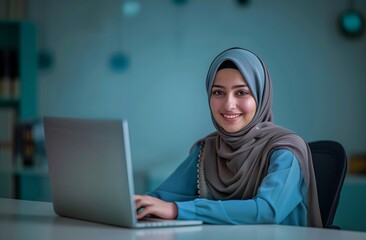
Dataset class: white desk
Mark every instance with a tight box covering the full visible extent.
[1,198,366,240]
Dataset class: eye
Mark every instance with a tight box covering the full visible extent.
[212,89,225,96]
[236,90,249,96]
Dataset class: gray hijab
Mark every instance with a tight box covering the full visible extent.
[201,47,322,228]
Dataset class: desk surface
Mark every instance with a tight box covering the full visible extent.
[1,198,366,240]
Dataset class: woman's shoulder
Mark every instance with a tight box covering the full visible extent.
[263,123,309,149]
[268,148,301,172]
[189,132,217,154]
[189,140,205,155]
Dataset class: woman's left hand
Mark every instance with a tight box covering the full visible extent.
[134,195,178,220]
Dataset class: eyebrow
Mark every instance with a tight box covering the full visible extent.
[212,84,248,89]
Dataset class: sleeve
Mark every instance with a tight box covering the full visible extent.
[175,149,307,225]
[146,144,201,202]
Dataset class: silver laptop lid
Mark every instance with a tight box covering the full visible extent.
[43,116,137,227]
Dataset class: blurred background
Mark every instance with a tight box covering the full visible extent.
[0,0,365,231]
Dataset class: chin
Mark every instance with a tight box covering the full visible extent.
[222,126,241,133]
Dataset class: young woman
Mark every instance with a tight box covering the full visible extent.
[134,47,322,227]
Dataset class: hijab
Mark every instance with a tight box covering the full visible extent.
[200,47,322,228]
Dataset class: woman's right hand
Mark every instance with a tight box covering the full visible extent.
[134,195,178,220]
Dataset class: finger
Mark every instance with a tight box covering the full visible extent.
[134,195,148,210]
[134,194,152,203]
[136,206,154,220]
[135,195,154,211]
[134,194,143,201]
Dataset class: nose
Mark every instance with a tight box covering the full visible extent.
[224,94,236,111]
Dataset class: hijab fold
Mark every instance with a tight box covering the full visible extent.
[200,48,322,228]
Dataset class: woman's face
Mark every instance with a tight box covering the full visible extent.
[210,68,257,133]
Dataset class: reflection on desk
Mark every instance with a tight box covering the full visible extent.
[1,198,366,240]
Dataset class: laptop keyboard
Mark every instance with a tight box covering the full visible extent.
[138,218,182,227]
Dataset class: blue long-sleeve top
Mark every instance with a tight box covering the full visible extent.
[148,144,307,226]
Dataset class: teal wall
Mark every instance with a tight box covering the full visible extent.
[27,0,366,231]
[28,0,366,171]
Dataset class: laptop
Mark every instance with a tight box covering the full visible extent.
[43,116,203,228]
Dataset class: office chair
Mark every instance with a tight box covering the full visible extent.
[309,140,348,229]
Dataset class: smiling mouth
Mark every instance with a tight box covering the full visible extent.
[222,114,242,120]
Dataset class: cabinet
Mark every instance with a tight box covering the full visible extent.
[0,20,38,199]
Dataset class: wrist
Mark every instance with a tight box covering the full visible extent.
[171,202,178,219]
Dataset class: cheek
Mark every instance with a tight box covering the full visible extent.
[209,98,220,112]
[239,98,257,115]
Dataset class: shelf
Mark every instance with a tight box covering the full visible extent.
[0,98,20,107]
[14,165,49,177]
[0,163,47,176]
[0,21,38,200]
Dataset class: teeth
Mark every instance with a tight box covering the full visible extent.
[223,114,240,119]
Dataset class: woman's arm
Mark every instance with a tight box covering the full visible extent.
[134,144,202,219]
[146,144,202,201]
[136,148,306,225]
[176,149,307,225]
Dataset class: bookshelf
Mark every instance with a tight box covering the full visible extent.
[0,20,38,199]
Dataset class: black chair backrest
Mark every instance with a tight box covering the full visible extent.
[309,140,347,228]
